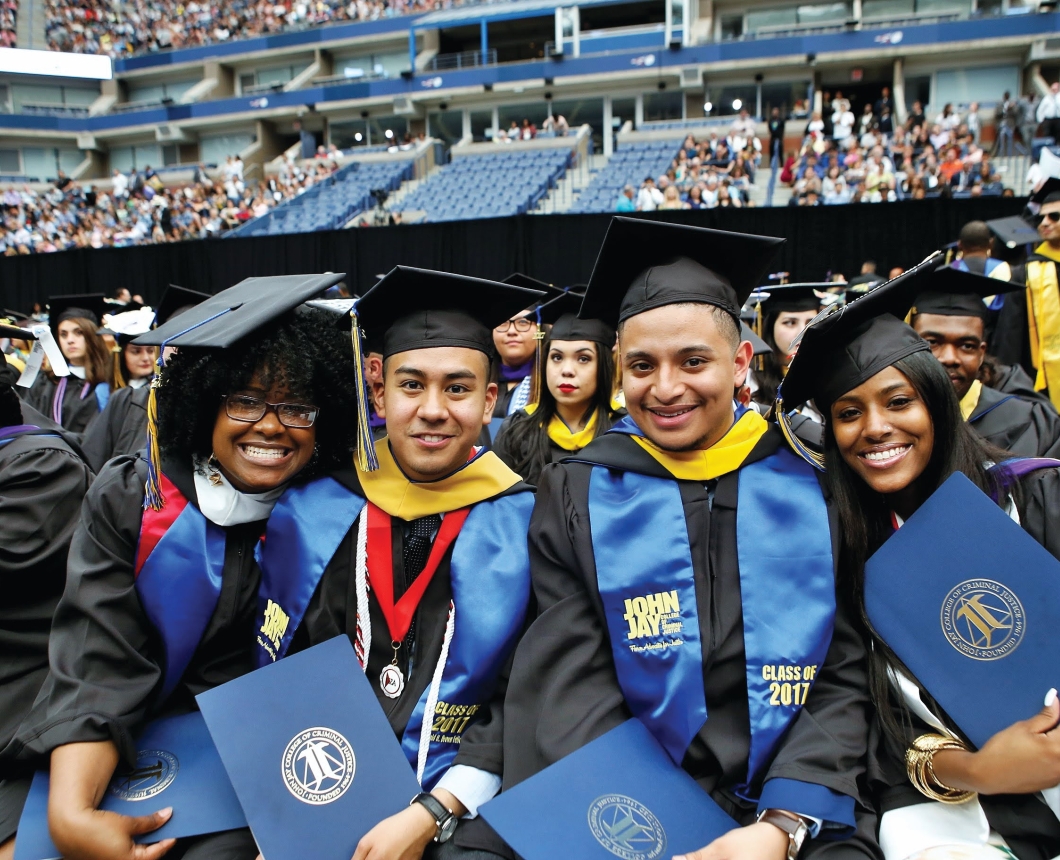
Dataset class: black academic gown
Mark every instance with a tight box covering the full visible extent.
[491,408,616,487]
[0,422,92,843]
[868,467,1060,860]
[495,375,529,419]
[8,454,527,854]
[483,427,880,859]
[21,374,101,440]
[968,385,1060,458]
[991,362,1057,410]
[80,384,149,473]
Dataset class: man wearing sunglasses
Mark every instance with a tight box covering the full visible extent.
[1026,190,1060,410]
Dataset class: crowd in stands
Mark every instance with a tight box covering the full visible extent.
[1,0,17,47]
[783,88,1013,205]
[616,111,764,211]
[44,0,473,57]
[0,153,337,255]
[614,91,1021,212]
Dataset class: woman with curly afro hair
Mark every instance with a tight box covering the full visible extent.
[10,278,372,860]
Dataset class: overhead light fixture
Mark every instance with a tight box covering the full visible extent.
[385,129,394,139]
[355,132,363,141]
[704,101,713,113]
[732,98,742,110]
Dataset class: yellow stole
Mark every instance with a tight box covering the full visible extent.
[358,439,522,520]
[524,403,599,452]
[958,379,983,422]
[1027,243,1060,410]
[630,409,770,481]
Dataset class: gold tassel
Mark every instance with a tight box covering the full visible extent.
[144,374,165,510]
[754,298,765,372]
[350,307,380,472]
[112,345,127,389]
[775,395,826,471]
[528,320,546,408]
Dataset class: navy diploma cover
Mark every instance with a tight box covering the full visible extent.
[196,635,420,860]
[480,719,736,860]
[865,471,1060,748]
[14,711,245,860]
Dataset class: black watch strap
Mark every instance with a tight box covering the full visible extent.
[411,792,457,843]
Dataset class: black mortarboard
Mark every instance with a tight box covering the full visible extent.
[781,253,944,414]
[3,309,29,322]
[504,273,554,292]
[741,322,771,356]
[136,274,345,349]
[1031,177,1060,206]
[986,216,1039,249]
[0,322,35,341]
[911,266,1021,321]
[154,284,210,328]
[753,283,828,315]
[579,217,785,328]
[533,288,616,347]
[354,266,545,359]
[48,294,109,339]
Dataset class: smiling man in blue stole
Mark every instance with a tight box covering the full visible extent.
[488,217,878,860]
[334,267,542,860]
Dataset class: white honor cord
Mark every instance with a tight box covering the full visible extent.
[417,601,455,786]
[354,510,371,672]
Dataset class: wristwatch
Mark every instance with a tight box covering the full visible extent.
[757,808,810,860]
[411,792,459,843]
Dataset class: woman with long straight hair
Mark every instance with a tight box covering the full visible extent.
[780,259,1060,860]
[749,283,825,412]
[23,295,113,438]
[493,309,616,486]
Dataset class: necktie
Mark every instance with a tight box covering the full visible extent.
[401,514,442,648]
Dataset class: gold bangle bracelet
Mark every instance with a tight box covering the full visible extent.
[904,733,978,804]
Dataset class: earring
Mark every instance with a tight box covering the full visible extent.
[207,454,223,486]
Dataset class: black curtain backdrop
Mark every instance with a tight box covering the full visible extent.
[0,198,1026,313]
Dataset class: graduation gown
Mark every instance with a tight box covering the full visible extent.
[0,421,92,843]
[967,384,1060,458]
[80,384,149,473]
[8,450,530,849]
[21,374,102,440]
[489,426,879,859]
[868,467,1060,860]
[492,407,615,487]
[990,362,1057,410]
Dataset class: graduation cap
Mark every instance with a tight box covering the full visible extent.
[0,322,34,341]
[740,322,770,356]
[48,294,109,339]
[136,274,345,349]
[985,216,1039,250]
[154,285,210,328]
[778,253,945,466]
[132,274,345,511]
[753,283,830,314]
[579,217,785,329]
[349,267,545,472]
[504,273,554,293]
[534,289,615,348]
[1030,177,1060,206]
[910,266,1021,321]
[2,309,29,322]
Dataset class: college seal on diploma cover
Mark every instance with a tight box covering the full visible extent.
[587,794,667,860]
[281,727,356,805]
[941,579,1025,662]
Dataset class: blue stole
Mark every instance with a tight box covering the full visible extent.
[586,440,835,798]
[135,474,364,703]
[399,491,534,789]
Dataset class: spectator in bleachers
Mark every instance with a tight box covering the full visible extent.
[635,176,663,211]
[658,184,687,210]
[0,157,338,255]
[615,184,635,212]
[0,0,15,47]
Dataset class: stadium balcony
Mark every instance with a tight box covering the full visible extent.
[392,126,587,222]
[227,139,433,236]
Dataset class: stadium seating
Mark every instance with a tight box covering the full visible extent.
[231,158,414,237]
[393,148,571,222]
[567,139,683,214]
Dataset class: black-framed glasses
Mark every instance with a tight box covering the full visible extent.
[223,394,319,428]
[494,318,535,333]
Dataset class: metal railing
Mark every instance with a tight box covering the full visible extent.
[20,102,91,117]
[426,49,497,71]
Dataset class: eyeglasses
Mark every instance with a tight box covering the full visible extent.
[223,393,319,428]
[494,318,535,334]
[1040,211,1060,224]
